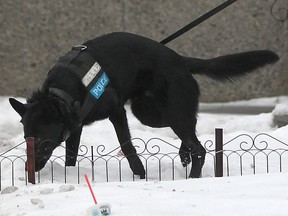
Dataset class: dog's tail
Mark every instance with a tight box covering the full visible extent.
[184,50,279,81]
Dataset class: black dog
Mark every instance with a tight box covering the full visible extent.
[9,32,279,178]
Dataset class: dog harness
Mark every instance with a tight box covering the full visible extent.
[47,45,110,123]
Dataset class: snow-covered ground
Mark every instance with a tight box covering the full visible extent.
[0,96,288,215]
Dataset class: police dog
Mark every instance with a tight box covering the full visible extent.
[9,32,279,178]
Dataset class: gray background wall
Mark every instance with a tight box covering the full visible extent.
[1,0,287,102]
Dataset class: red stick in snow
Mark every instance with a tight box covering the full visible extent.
[84,174,98,204]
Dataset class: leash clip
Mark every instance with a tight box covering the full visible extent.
[72,45,87,50]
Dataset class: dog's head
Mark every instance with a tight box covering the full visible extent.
[9,91,75,171]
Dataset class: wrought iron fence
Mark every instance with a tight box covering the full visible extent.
[1,129,288,191]
[204,130,288,177]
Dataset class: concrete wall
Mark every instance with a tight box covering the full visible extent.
[1,0,287,102]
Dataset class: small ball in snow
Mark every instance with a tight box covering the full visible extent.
[1,186,18,194]
[59,185,75,192]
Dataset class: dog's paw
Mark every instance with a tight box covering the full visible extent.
[128,155,146,179]
[132,168,146,179]
[180,152,191,167]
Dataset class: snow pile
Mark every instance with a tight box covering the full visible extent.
[273,102,288,127]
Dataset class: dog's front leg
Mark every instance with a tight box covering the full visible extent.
[65,126,83,166]
[109,107,145,179]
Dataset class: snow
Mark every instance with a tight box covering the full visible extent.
[1,173,288,216]
[273,103,288,116]
[0,96,288,216]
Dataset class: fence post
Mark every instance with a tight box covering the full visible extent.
[26,137,35,184]
[215,128,223,177]
[91,146,95,182]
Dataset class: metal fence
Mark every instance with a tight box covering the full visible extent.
[1,128,288,190]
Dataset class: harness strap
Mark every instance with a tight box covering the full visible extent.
[47,45,110,124]
[48,87,78,111]
[49,46,96,80]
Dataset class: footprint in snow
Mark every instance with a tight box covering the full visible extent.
[59,185,75,192]
[1,186,18,194]
[39,188,54,194]
[31,198,45,209]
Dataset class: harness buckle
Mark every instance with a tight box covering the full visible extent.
[72,45,87,51]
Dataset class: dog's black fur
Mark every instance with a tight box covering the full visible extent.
[9,32,279,178]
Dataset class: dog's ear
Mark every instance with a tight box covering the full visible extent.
[9,98,26,117]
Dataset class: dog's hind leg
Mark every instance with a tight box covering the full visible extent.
[179,142,191,167]
[109,106,146,179]
[186,133,206,178]
[171,118,206,178]
[162,73,205,178]
[188,135,206,178]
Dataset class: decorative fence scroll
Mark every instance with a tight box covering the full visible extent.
[1,128,288,190]
[203,129,288,177]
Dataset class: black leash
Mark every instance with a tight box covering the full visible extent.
[160,0,238,45]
